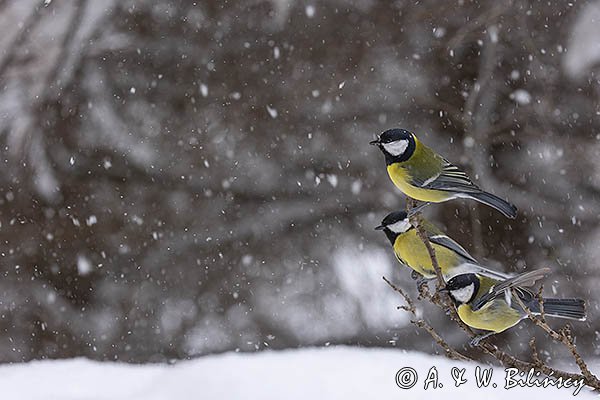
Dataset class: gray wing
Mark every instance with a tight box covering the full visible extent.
[428,234,478,264]
[469,264,512,280]
[394,253,409,268]
[421,160,482,194]
[471,268,550,311]
[428,234,510,280]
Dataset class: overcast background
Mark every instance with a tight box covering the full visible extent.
[0,0,599,364]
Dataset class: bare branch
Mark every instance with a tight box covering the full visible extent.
[382,276,471,362]
[513,290,600,388]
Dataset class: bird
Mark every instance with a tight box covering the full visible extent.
[375,210,510,281]
[370,128,517,219]
[442,268,586,345]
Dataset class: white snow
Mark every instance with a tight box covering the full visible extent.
[488,25,499,44]
[463,136,475,148]
[326,173,338,188]
[200,83,208,97]
[305,5,315,18]
[0,347,594,399]
[266,105,278,118]
[76,255,93,276]
[564,2,600,79]
[86,215,97,226]
[351,179,362,194]
[510,89,531,105]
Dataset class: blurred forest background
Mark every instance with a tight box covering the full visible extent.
[1,0,600,363]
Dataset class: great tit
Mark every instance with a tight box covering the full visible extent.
[375,210,510,281]
[443,268,586,345]
[370,128,517,219]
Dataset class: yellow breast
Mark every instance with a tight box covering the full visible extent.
[393,230,459,279]
[457,302,522,333]
[386,164,450,203]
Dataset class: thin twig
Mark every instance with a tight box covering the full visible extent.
[383,276,471,362]
[405,200,469,331]
[406,199,444,290]
[513,290,600,388]
[535,284,546,322]
[528,337,543,367]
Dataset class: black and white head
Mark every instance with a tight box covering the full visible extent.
[444,273,480,304]
[370,128,417,164]
[374,211,413,244]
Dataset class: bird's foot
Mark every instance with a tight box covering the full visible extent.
[415,276,432,299]
[469,332,495,347]
[416,277,430,287]
[407,202,431,217]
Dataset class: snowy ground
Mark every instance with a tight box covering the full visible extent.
[0,346,595,399]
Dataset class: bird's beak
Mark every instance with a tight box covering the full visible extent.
[374,224,385,230]
[369,138,380,146]
[438,287,449,293]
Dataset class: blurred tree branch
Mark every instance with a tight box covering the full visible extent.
[0,0,598,362]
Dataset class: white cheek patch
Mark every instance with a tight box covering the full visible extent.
[382,139,409,156]
[451,283,475,303]
[387,219,411,233]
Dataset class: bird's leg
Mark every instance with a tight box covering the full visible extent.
[416,276,432,287]
[412,272,433,299]
[407,201,431,217]
[411,271,432,286]
[469,332,496,347]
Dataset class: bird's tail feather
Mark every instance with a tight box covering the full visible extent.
[466,191,517,219]
[529,298,586,321]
